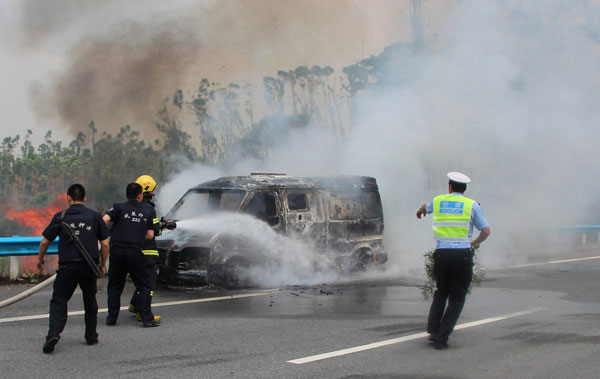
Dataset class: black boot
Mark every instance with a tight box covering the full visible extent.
[43,336,60,354]
[142,319,161,327]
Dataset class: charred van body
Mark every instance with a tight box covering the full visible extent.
[156,174,388,288]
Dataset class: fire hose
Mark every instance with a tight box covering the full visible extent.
[0,217,174,309]
[0,274,56,309]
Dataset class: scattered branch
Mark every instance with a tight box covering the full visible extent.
[421,249,486,300]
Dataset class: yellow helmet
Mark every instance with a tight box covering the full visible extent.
[136,175,157,193]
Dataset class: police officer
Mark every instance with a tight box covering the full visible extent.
[416,172,491,350]
[103,182,159,327]
[37,184,110,353]
[127,175,176,323]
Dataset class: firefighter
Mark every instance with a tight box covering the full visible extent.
[103,183,159,327]
[416,172,491,350]
[37,184,110,353]
[127,174,176,323]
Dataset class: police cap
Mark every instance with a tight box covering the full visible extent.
[447,171,471,184]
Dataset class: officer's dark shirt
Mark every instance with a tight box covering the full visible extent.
[106,199,153,249]
[141,200,159,251]
[42,204,110,264]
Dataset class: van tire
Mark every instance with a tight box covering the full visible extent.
[224,259,250,289]
[349,249,374,273]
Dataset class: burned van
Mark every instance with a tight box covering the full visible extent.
[156,173,388,287]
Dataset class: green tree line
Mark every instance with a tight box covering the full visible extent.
[0,120,198,236]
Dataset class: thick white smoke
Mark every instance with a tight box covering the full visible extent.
[6,0,593,285]
[158,0,600,285]
[253,0,600,272]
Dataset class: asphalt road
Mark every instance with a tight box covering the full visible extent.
[1,245,600,379]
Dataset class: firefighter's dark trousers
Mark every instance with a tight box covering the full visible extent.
[107,247,155,323]
[129,255,157,314]
[427,248,473,344]
[47,262,98,341]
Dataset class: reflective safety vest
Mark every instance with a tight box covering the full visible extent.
[432,194,475,243]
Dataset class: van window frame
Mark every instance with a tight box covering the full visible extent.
[286,192,309,211]
[327,190,381,221]
[166,189,247,220]
[242,190,281,226]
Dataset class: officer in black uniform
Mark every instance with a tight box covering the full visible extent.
[103,182,159,327]
[127,175,176,323]
[37,183,110,354]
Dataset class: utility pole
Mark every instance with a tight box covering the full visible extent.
[411,0,424,51]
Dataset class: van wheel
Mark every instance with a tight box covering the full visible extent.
[349,249,373,273]
[224,259,249,289]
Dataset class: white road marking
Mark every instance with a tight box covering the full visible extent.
[0,290,278,324]
[504,255,600,268]
[287,307,546,365]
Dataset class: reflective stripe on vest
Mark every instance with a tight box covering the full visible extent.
[142,249,159,256]
[432,194,475,243]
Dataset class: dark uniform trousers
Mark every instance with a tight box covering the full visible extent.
[427,248,474,344]
[107,246,155,323]
[48,262,98,341]
[129,255,157,311]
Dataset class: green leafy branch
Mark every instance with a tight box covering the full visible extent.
[421,250,486,300]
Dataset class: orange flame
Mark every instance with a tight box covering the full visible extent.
[6,193,68,236]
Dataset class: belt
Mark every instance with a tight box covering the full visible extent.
[434,248,472,254]
[110,244,142,252]
[59,260,98,268]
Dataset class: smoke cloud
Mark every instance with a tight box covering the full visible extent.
[13,0,404,136]
[7,0,600,285]
[157,0,600,284]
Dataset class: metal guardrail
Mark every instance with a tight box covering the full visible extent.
[0,225,599,257]
[0,237,58,256]
[558,225,600,230]
[558,225,600,244]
